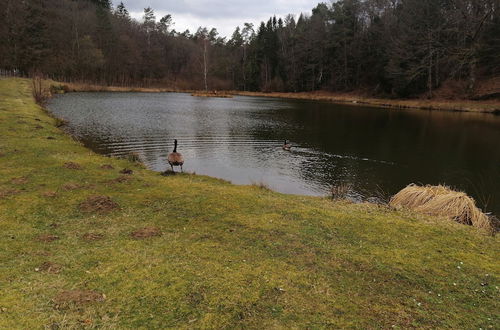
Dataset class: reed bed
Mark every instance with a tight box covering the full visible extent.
[390,184,494,232]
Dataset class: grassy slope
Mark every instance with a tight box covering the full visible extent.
[0,78,498,328]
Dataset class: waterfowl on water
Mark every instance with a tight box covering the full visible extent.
[167,139,184,172]
[282,140,292,151]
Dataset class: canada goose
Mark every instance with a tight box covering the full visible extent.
[167,139,184,172]
[282,140,292,151]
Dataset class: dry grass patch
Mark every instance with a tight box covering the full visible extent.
[10,176,28,185]
[79,195,119,214]
[81,232,104,241]
[54,290,105,306]
[131,227,162,239]
[37,234,59,243]
[390,184,493,232]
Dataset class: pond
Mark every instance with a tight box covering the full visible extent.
[47,92,500,215]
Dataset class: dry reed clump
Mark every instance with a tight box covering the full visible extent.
[125,151,141,163]
[252,181,272,191]
[54,118,68,127]
[330,183,351,200]
[32,76,50,104]
[390,184,493,232]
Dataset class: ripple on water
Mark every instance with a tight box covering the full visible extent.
[47,92,500,215]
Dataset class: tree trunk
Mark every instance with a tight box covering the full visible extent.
[203,39,208,91]
[427,31,433,99]
[468,59,477,96]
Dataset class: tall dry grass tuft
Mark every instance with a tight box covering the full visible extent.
[390,184,494,233]
[330,183,351,200]
[252,181,272,191]
[126,152,142,163]
[32,75,49,104]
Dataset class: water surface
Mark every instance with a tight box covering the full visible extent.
[47,92,500,215]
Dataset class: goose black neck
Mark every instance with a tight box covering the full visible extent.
[173,140,178,152]
[284,140,287,145]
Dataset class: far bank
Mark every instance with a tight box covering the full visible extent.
[53,81,500,114]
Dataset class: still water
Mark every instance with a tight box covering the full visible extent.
[47,92,500,215]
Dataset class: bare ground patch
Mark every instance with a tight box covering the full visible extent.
[119,168,133,175]
[37,261,62,274]
[63,162,83,170]
[131,227,162,239]
[10,176,28,184]
[54,290,105,306]
[0,189,21,199]
[82,232,104,241]
[41,191,57,198]
[100,164,114,170]
[79,195,119,213]
[37,234,59,242]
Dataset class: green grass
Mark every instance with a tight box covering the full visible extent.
[0,78,498,328]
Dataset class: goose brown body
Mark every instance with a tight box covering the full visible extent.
[167,152,184,166]
[167,140,184,171]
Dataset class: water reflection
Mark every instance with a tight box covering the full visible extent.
[47,92,500,215]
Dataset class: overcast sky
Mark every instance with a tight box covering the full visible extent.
[119,0,321,38]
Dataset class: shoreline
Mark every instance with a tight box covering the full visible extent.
[53,81,500,114]
[233,91,500,114]
[1,78,499,327]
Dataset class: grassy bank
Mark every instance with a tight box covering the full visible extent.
[0,78,499,328]
[51,81,182,93]
[234,91,500,114]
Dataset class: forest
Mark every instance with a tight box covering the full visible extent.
[1,0,499,98]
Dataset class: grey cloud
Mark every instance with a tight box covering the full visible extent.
[120,0,317,19]
[120,0,318,37]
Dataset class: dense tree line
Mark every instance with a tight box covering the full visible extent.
[1,0,498,97]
